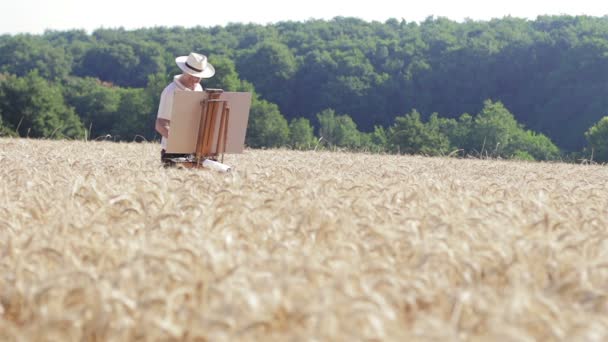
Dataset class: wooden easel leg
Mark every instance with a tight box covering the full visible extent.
[196,100,208,162]
[217,102,227,163]
[221,108,230,164]
[204,99,219,157]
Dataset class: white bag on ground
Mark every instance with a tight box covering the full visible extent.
[202,159,232,172]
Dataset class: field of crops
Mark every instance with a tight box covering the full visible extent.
[1,137,608,341]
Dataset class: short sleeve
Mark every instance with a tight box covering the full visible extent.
[156,86,174,120]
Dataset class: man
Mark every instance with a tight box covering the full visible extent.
[155,52,215,165]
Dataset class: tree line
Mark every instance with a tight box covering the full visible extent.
[1,15,607,161]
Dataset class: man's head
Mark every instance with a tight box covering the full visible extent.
[175,52,215,82]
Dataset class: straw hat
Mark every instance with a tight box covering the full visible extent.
[175,52,215,78]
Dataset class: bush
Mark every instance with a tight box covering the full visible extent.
[511,130,560,161]
[388,110,450,156]
[465,100,559,160]
[246,97,289,148]
[0,71,84,139]
[0,115,17,137]
[288,117,316,150]
[512,150,535,161]
[317,109,364,149]
[584,116,608,162]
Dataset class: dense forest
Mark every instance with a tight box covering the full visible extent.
[1,15,608,161]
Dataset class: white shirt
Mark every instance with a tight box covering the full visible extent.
[157,75,203,150]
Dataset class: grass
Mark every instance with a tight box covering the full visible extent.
[1,137,607,341]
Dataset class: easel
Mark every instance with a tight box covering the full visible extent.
[177,88,230,169]
[165,89,251,171]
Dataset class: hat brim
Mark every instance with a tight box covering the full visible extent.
[175,56,215,78]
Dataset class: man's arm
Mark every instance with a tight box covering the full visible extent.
[155,118,170,138]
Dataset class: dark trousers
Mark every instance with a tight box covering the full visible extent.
[160,149,188,167]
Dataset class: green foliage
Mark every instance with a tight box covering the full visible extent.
[316,109,363,149]
[584,116,608,162]
[78,44,137,86]
[2,16,608,158]
[388,110,450,156]
[0,114,17,137]
[0,35,72,80]
[466,100,560,160]
[236,41,297,110]
[112,88,154,140]
[511,130,560,160]
[63,76,159,140]
[63,77,121,137]
[469,100,521,156]
[246,97,289,148]
[288,117,316,149]
[204,55,242,91]
[367,125,388,152]
[512,150,536,161]
[77,41,165,87]
[435,113,473,153]
[0,72,83,139]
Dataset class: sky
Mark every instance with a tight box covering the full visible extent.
[1,0,606,35]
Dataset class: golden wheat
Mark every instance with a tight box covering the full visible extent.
[1,137,607,341]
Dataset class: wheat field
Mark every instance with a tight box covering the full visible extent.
[1,137,607,341]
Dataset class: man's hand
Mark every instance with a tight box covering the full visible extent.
[155,118,170,138]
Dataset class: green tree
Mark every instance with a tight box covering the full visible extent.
[63,76,122,138]
[367,125,388,152]
[77,41,165,88]
[584,116,608,162]
[204,55,242,91]
[291,50,337,122]
[0,35,73,80]
[388,110,450,156]
[316,109,363,149]
[511,130,560,161]
[237,41,297,111]
[0,114,17,137]
[112,88,154,140]
[246,97,289,148]
[288,117,316,149]
[0,72,83,138]
[469,100,560,160]
[78,43,139,86]
[434,113,474,155]
[469,100,521,157]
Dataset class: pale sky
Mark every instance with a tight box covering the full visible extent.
[1,0,606,35]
